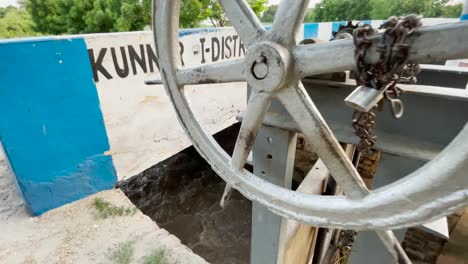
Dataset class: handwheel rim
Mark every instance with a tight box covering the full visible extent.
[152,0,468,230]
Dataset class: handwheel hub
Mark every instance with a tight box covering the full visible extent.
[245,41,291,93]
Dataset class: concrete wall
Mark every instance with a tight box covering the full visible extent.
[0,18,459,215]
[0,28,246,215]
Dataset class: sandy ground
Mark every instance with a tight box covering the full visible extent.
[0,155,28,220]
[0,153,208,264]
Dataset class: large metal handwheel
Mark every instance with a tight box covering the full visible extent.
[153,0,468,231]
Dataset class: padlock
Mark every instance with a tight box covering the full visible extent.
[345,85,386,112]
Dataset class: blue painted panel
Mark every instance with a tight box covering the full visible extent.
[0,38,117,215]
[304,23,319,39]
[461,14,468,21]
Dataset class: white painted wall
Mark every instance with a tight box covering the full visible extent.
[85,29,247,181]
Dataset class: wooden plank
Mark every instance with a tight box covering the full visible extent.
[314,144,355,264]
[436,209,468,264]
[283,159,329,264]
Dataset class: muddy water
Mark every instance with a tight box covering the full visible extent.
[119,124,252,264]
[119,123,317,264]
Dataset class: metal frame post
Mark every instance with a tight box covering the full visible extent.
[251,105,297,264]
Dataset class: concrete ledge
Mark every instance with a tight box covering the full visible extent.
[0,189,208,264]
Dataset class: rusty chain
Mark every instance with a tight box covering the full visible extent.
[352,15,422,154]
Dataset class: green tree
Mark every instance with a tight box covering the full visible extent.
[23,0,268,34]
[304,8,315,23]
[0,6,38,38]
[24,0,148,34]
[261,4,277,23]
[25,0,63,34]
[179,0,205,28]
[370,0,462,19]
[442,3,463,18]
[199,0,268,27]
[313,0,372,22]
[248,0,269,18]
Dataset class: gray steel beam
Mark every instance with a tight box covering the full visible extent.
[251,125,297,264]
[239,80,468,161]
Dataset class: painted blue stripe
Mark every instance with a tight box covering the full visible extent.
[0,38,117,215]
[461,14,468,21]
[304,23,319,39]
[179,28,221,37]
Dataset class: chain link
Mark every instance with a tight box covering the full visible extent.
[352,15,422,154]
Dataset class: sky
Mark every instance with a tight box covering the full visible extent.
[0,0,19,7]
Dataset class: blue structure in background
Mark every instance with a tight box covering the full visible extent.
[462,0,468,21]
[0,38,117,215]
[303,23,319,39]
[179,27,220,37]
[0,29,220,216]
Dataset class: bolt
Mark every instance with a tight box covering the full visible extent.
[252,55,268,80]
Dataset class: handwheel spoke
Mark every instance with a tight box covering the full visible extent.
[177,58,246,85]
[376,230,412,263]
[231,91,272,170]
[269,0,311,46]
[218,0,265,46]
[277,83,370,198]
[293,22,468,78]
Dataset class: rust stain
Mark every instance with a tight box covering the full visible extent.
[240,131,256,149]
[141,96,159,104]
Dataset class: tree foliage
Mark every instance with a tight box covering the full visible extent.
[179,0,205,28]
[0,6,37,38]
[23,0,267,34]
[24,0,148,34]
[304,8,315,23]
[261,4,277,23]
[19,0,464,36]
[313,0,372,22]
[441,3,463,18]
[309,0,462,22]
[370,0,461,19]
[198,0,268,27]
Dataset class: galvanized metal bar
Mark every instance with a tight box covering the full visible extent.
[251,125,297,264]
[154,0,468,234]
[177,58,246,85]
[277,84,370,198]
[277,83,410,262]
[294,22,468,77]
[146,58,246,85]
[231,91,272,170]
[218,0,265,46]
[350,153,426,264]
[238,111,444,161]
[239,77,467,161]
[302,78,468,101]
[417,64,468,88]
[269,0,311,46]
